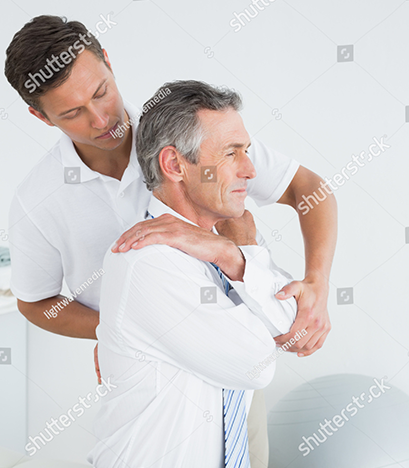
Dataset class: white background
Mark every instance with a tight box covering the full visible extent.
[0,0,408,464]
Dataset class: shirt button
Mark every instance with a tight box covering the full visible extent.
[119,192,124,198]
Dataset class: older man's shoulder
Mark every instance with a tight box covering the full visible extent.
[103,242,207,275]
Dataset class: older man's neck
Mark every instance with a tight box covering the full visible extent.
[153,189,215,231]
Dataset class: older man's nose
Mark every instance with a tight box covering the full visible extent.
[237,154,257,180]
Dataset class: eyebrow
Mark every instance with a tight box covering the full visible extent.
[58,79,107,117]
[222,141,252,151]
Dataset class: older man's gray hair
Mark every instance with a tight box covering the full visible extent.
[135,80,243,191]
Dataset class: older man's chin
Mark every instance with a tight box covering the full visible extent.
[225,204,246,219]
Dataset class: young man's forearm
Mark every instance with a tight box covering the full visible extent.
[17,295,99,339]
[298,192,338,284]
[279,166,338,284]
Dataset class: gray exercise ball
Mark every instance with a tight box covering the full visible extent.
[267,374,409,468]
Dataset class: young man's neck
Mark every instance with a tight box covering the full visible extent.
[73,112,133,181]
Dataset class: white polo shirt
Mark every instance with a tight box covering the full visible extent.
[8,101,299,311]
[88,194,297,468]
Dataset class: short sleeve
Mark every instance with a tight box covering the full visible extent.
[8,193,63,302]
[247,138,300,207]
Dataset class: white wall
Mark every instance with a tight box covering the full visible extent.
[0,307,27,453]
[1,0,408,463]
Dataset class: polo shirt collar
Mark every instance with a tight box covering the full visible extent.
[60,100,142,184]
[146,194,218,235]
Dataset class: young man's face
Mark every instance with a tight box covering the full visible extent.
[30,50,127,150]
[183,107,256,221]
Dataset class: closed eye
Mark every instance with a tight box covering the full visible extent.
[95,87,107,99]
[65,109,80,120]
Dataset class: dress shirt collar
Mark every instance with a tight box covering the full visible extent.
[60,100,142,183]
[145,194,218,235]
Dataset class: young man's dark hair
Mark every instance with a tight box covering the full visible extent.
[4,15,108,115]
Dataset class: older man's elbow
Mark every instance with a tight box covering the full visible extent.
[241,358,277,390]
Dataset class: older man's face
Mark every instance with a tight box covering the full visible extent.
[183,107,256,221]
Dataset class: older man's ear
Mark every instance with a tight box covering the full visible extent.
[158,146,186,184]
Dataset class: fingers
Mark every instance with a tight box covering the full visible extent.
[274,323,309,352]
[111,214,174,253]
[120,228,181,253]
[274,328,316,356]
[94,343,101,385]
[275,281,302,301]
[111,215,220,258]
[293,305,331,355]
[298,330,329,357]
[273,314,309,349]
[274,317,331,357]
[111,226,144,253]
[295,329,321,356]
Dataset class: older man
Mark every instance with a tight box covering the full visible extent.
[89,81,298,467]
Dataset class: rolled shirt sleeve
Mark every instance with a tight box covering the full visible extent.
[229,245,297,337]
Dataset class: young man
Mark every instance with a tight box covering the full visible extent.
[90,81,299,467]
[5,16,336,466]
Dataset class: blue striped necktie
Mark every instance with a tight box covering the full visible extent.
[210,262,251,468]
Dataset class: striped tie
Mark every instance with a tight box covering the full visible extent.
[210,263,251,468]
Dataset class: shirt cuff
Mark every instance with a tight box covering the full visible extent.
[229,245,297,336]
[234,245,277,300]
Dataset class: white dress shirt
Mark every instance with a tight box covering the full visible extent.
[8,99,299,311]
[88,195,297,468]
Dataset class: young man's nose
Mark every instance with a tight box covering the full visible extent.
[90,107,109,129]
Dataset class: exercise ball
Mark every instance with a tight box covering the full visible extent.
[267,374,409,467]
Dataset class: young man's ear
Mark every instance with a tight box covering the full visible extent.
[28,107,54,127]
[102,49,113,72]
